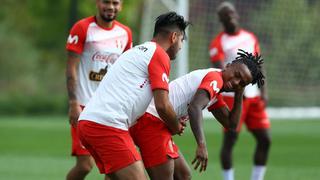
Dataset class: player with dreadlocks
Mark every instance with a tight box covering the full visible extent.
[129,49,265,179]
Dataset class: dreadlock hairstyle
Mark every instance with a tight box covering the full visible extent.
[233,49,265,88]
[153,11,191,40]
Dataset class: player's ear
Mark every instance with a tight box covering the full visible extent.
[169,31,178,44]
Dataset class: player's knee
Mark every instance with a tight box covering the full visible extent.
[76,160,94,173]
[258,134,271,150]
[178,169,192,180]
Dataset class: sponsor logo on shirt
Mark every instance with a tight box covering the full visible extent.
[67,34,79,44]
[89,65,108,81]
[92,52,120,64]
[162,73,169,83]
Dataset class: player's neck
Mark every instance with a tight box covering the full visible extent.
[151,37,170,51]
[225,27,241,35]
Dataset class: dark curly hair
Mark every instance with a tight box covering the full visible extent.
[232,49,265,88]
[153,11,190,40]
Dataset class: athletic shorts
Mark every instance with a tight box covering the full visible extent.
[70,105,90,156]
[223,96,270,131]
[71,125,90,156]
[78,120,141,174]
[129,112,179,168]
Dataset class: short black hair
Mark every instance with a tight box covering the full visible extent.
[153,11,190,39]
[232,49,265,88]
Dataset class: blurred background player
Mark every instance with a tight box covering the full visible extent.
[65,0,132,179]
[77,12,190,180]
[209,2,271,180]
[130,50,265,180]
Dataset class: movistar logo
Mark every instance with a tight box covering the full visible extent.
[68,34,79,44]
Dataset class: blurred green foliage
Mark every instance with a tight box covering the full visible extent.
[0,0,143,115]
[250,0,320,106]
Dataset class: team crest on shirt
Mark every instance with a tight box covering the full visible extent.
[89,65,108,81]
[162,73,169,83]
[67,34,79,44]
[92,52,120,64]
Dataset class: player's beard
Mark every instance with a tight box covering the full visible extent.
[167,45,178,60]
[100,13,116,22]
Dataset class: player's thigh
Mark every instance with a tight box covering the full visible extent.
[146,159,174,180]
[108,160,147,180]
[174,151,191,180]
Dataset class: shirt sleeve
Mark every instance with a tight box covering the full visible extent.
[209,34,225,63]
[124,27,133,52]
[148,47,170,91]
[66,22,87,54]
[207,93,227,111]
[198,71,224,99]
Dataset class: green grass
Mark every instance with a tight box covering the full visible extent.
[0,116,319,180]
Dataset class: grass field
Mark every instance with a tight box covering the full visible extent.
[0,116,319,180]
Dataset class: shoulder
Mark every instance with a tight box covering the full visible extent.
[114,20,132,32]
[210,31,225,43]
[242,29,258,40]
[204,70,223,87]
[73,16,95,29]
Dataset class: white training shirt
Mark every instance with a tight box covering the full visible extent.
[66,16,132,106]
[79,41,171,130]
[146,68,226,120]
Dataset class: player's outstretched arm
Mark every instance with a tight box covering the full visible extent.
[188,89,211,172]
[153,89,183,135]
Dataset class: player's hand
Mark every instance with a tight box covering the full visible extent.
[68,101,81,127]
[179,115,189,123]
[178,122,186,136]
[192,143,208,172]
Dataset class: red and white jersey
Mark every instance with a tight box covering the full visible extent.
[209,29,261,98]
[79,41,170,130]
[146,68,226,120]
[66,16,132,106]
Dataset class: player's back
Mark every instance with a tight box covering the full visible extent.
[147,68,222,119]
[79,41,161,130]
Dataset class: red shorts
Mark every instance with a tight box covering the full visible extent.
[78,120,141,174]
[71,125,90,156]
[129,113,179,168]
[223,96,270,131]
[70,105,90,156]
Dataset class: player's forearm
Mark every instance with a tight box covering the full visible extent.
[229,90,243,130]
[188,105,206,146]
[66,74,78,102]
[66,52,80,103]
[157,103,180,135]
[66,60,79,105]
